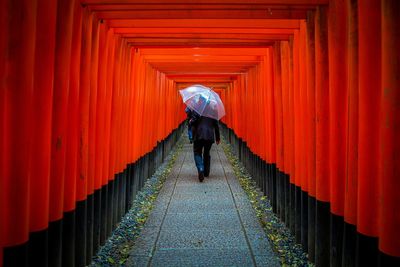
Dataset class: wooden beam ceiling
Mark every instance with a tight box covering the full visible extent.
[80,0,324,86]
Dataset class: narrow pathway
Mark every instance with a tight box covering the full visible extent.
[127,142,280,267]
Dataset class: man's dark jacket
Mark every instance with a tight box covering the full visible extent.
[192,116,220,143]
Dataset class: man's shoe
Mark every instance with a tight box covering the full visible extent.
[198,171,204,182]
[204,171,209,177]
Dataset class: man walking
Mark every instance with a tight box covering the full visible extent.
[191,116,220,182]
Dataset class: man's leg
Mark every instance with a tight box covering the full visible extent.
[187,126,193,143]
[203,141,213,177]
[193,140,205,181]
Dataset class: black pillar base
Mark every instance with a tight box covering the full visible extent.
[62,210,76,267]
[48,219,63,267]
[75,200,87,267]
[93,188,102,255]
[271,164,277,213]
[308,195,316,263]
[342,222,357,267]
[295,186,302,244]
[4,242,29,267]
[86,193,94,265]
[28,229,49,267]
[284,174,290,228]
[356,232,378,267]
[301,190,308,252]
[100,184,108,246]
[330,213,344,267]
[289,183,296,235]
[315,200,330,267]
[379,252,400,267]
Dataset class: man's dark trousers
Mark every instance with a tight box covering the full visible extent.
[193,139,213,176]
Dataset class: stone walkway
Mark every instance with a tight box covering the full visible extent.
[126,142,280,267]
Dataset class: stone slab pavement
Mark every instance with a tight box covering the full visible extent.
[126,141,280,267]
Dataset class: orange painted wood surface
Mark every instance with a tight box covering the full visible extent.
[30,0,57,230]
[1,0,400,262]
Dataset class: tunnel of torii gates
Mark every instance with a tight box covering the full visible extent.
[0,0,399,266]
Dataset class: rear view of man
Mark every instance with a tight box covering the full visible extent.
[191,116,220,182]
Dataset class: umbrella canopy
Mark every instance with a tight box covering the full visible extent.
[179,84,225,120]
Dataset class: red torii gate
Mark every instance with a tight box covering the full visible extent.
[1,0,399,267]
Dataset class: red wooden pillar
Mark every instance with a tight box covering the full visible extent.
[109,35,121,236]
[116,43,124,173]
[328,0,347,219]
[160,73,167,141]
[142,66,152,155]
[266,47,276,213]
[104,29,115,184]
[111,37,122,176]
[97,23,111,246]
[239,76,246,140]
[136,58,145,158]
[77,7,92,203]
[258,66,263,159]
[343,1,359,265]
[30,0,57,233]
[246,70,252,150]
[3,1,37,266]
[259,57,268,164]
[121,43,131,169]
[274,41,284,223]
[314,6,330,267]
[132,51,143,162]
[293,28,302,243]
[157,73,166,144]
[128,48,136,164]
[357,0,381,265]
[89,17,100,197]
[292,28,300,187]
[65,0,82,214]
[49,0,75,223]
[95,21,108,190]
[250,69,257,153]
[28,0,57,265]
[280,41,292,233]
[288,36,296,236]
[76,6,92,267]
[0,0,6,263]
[280,43,289,174]
[126,49,135,165]
[299,20,309,251]
[299,21,308,195]
[86,21,98,257]
[123,43,130,166]
[63,1,82,266]
[131,49,140,162]
[103,29,116,240]
[327,0,347,265]
[379,0,400,263]
[88,16,100,261]
[305,10,317,262]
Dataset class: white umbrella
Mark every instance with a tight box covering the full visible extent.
[179,84,225,120]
